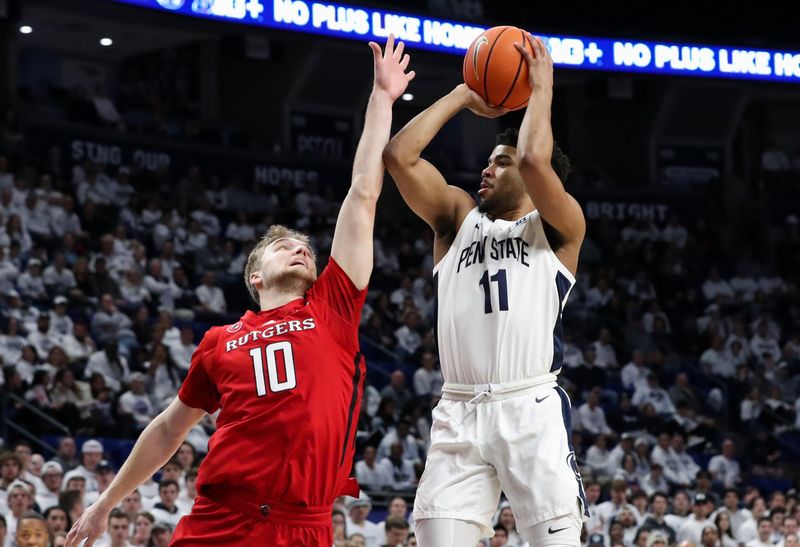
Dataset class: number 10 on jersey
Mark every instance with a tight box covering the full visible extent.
[249,342,297,396]
[479,269,509,313]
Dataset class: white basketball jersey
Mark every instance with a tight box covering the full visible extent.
[433,207,575,385]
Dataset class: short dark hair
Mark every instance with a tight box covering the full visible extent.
[59,490,83,512]
[494,127,572,184]
[159,479,179,492]
[108,509,130,524]
[384,516,409,531]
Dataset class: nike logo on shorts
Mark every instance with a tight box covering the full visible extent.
[548,526,568,534]
[535,394,551,403]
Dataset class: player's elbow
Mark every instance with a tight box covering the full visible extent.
[382,139,416,171]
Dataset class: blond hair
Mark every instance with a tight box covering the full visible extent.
[244,225,313,303]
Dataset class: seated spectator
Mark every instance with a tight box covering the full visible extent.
[412,350,442,398]
[382,442,416,491]
[355,446,392,491]
[632,374,676,417]
[118,372,155,432]
[85,340,130,392]
[149,480,183,529]
[576,388,615,438]
[702,268,735,303]
[379,371,413,415]
[678,493,715,544]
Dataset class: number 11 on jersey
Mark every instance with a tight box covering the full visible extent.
[250,341,297,396]
[479,269,509,313]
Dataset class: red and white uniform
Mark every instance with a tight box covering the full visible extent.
[171,259,366,546]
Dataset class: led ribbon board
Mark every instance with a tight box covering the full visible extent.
[111,0,800,83]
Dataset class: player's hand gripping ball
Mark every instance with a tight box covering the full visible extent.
[463,25,535,111]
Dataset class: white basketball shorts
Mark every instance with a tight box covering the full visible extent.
[412,380,590,538]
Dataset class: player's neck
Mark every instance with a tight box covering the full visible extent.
[489,202,534,222]
[258,289,305,312]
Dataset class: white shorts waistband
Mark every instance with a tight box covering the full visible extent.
[442,374,558,403]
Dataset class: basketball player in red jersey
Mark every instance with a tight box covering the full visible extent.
[65,35,415,547]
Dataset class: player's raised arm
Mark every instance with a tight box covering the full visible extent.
[65,398,205,547]
[383,83,504,242]
[330,35,415,289]
[514,35,586,269]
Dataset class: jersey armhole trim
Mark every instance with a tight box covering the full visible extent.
[433,207,479,274]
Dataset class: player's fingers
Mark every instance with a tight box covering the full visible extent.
[400,53,411,70]
[368,41,382,60]
[385,34,395,57]
[393,40,405,60]
[514,42,534,63]
[526,32,539,57]
[406,70,416,81]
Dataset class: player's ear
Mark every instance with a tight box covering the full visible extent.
[250,271,262,290]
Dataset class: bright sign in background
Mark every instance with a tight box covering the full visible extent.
[110,0,800,83]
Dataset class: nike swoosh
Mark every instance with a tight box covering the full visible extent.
[535,394,551,403]
[548,526,568,534]
[473,36,488,80]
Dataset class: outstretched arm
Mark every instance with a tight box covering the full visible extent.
[65,398,205,547]
[383,84,505,241]
[514,35,586,272]
[331,35,415,289]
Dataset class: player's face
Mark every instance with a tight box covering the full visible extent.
[479,145,527,217]
[256,238,317,294]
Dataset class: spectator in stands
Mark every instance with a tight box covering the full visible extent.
[346,498,381,547]
[6,481,35,539]
[85,340,130,392]
[149,479,183,529]
[622,349,648,391]
[708,439,741,489]
[355,446,392,492]
[44,506,70,538]
[377,419,419,464]
[678,493,714,544]
[746,517,774,547]
[412,351,442,398]
[118,372,155,433]
[702,268,735,303]
[63,439,104,493]
[194,271,225,317]
[380,371,413,414]
[167,327,195,372]
[383,442,416,491]
[577,387,615,438]
[591,328,618,368]
[750,321,781,364]
[394,309,422,359]
[640,492,678,544]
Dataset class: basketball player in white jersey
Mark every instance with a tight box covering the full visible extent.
[383,35,588,547]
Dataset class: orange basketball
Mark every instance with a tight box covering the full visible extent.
[463,25,533,111]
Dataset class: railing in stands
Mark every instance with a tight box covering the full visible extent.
[1,392,71,456]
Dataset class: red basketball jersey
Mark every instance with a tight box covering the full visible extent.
[178,258,367,507]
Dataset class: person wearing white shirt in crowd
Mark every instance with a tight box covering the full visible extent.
[27,314,60,360]
[700,335,736,379]
[195,271,226,315]
[709,439,741,489]
[621,349,649,391]
[17,258,47,302]
[711,488,752,539]
[562,332,584,369]
[176,469,198,515]
[394,310,422,356]
[85,341,130,392]
[0,320,24,379]
[591,328,618,369]
[190,199,221,237]
[19,193,50,239]
[61,322,96,364]
[62,439,104,493]
[347,497,383,547]
[678,493,714,544]
[746,517,775,547]
[117,372,155,432]
[577,388,614,438]
[0,247,18,296]
[585,434,616,479]
[586,277,614,309]
[633,374,677,417]
[167,326,197,372]
[225,211,256,242]
[48,296,74,339]
[149,480,184,530]
[143,259,182,312]
[42,254,76,296]
[738,497,767,544]
[35,460,64,511]
[671,433,701,483]
[640,463,670,498]
[740,387,762,426]
[377,420,420,463]
[91,294,136,347]
[390,276,414,310]
[750,322,782,363]
[412,350,443,398]
[702,268,735,302]
[50,194,83,238]
[355,446,393,491]
[651,433,687,489]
